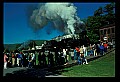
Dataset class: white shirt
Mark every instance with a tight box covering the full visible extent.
[32,53,35,60]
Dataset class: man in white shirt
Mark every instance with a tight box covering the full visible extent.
[32,53,36,66]
[83,45,87,57]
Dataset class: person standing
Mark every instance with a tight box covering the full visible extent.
[63,49,66,61]
[103,42,108,52]
[80,46,84,57]
[76,46,81,65]
[74,47,77,62]
[28,54,33,68]
[100,43,104,55]
[79,46,84,64]
[47,51,51,67]
[22,53,28,67]
[38,51,42,67]
[80,52,88,65]
[4,53,8,69]
[11,52,15,67]
[32,53,36,67]
[17,52,23,67]
[50,52,54,67]
[41,52,47,67]
[48,51,54,67]
[63,49,69,65]
[89,44,93,56]
[93,44,97,56]
[83,45,87,57]
[109,42,113,50]
[70,50,74,60]
[96,43,100,56]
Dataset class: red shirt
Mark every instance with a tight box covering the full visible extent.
[75,47,80,52]
[104,43,108,48]
[12,53,15,58]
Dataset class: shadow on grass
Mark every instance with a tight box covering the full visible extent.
[3,57,97,80]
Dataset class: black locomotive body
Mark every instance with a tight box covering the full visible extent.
[43,30,90,51]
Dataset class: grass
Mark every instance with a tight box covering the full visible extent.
[60,50,115,77]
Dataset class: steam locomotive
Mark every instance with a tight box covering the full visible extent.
[42,30,90,51]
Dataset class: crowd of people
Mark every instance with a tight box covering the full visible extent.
[4,41,113,69]
[4,52,36,69]
[73,41,114,65]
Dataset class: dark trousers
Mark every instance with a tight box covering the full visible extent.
[104,47,107,52]
[100,49,104,55]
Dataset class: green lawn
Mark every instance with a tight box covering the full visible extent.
[61,50,115,77]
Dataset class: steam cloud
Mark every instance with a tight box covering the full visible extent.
[30,2,85,34]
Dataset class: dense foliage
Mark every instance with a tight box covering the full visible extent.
[82,2,115,44]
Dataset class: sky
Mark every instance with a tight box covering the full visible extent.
[3,2,111,44]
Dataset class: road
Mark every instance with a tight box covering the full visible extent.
[3,66,67,79]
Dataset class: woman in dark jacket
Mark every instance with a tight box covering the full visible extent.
[28,54,33,68]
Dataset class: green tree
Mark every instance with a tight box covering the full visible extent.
[94,6,103,16]
[103,3,115,15]
[85,3,115,44]
[87,30,99,44]
[16,44,21,50]
[4,48,10,53]
[28,40,37,49]
[103,3,115,24]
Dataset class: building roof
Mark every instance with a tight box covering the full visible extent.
[99,23,115,29]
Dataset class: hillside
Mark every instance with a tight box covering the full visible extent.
[34,40,46,46]
[4,40,47,52]
[4,43,21,52]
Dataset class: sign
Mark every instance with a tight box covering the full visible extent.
[32,48,35,50]
[35,46,42,49]
[104,37,107,40]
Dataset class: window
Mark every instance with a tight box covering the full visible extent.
[104,29,106,34]
[100,30,103,34]
[108,29,110,34]
[112,28,115,33]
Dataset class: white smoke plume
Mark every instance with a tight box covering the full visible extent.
[30,2,84,34]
